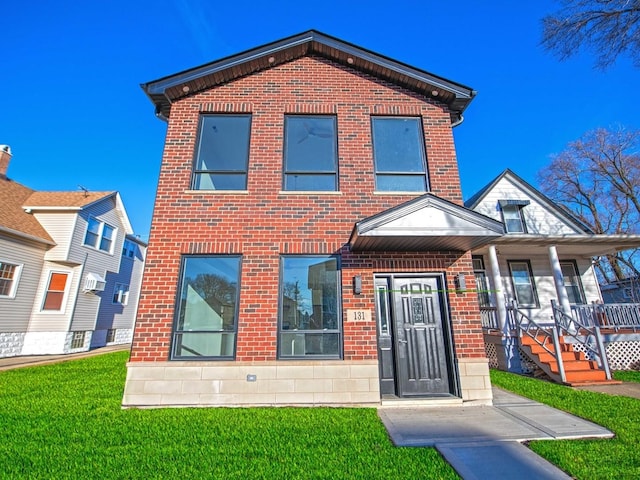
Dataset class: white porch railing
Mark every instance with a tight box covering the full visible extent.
[571,303,640,332]
[480,306,517,331]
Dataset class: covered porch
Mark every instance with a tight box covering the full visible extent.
[473,234,640,381]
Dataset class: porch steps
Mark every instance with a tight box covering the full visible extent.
[519,334,621,386]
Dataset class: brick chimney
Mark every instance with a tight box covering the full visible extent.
[0,145,11,179]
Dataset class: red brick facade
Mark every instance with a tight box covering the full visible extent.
[130,55,485,366]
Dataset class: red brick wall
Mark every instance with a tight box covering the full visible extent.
[130,55,484,362]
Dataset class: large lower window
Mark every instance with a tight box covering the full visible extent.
[279,256,341,359]
[193,114,251,190]
[372,117,428,192]
[84,217,116,253]
[42,272,68,311]
[0,261,21,298]
[508,260,539,308]
[172,256,241,359]
[284,115,337,191]
[561,261,585,304]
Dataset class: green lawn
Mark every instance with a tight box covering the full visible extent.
[0,352,458,479]
[491,369,640,479]
[614,369,640,383]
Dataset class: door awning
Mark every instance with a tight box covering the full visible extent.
[349,193,504,252]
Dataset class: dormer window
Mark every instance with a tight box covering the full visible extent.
[499,200,530,233]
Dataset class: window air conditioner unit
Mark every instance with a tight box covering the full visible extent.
[84,273,106,293]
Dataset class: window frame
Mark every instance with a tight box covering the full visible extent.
[501,204,527,233]
[171,255,242,360]
[112,283,130,305]
[508,260,539,308]
[371,116,429,192]
[42,271,70,312]
[560,260,586,305]
[192,114,252,191]
[122,239,136,258]
[70,331,86,349]
[278,255,342,360]
[0,261,22,298]
[472,255,492,308]
[84,217,117,254]
[283,115,338,191]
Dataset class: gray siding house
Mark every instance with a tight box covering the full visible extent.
[0,145,146,357]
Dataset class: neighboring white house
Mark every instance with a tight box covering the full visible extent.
[466,169,640,374]
[0,145,146,357]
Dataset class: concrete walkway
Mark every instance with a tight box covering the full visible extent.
[0,344,130,371]
[379,387,614,479]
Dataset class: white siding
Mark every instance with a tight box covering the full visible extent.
[27,262,80,332]
[494,254,603,325]
[35,213,76,261]
[473,177,580,235]
[0,234,47,331]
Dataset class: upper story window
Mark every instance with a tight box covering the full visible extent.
[122,240,136,258]
[499,200,530,233]
[372,117,428,192]
[283,115,338,191]
[0,261,22,298]
[84,217,116,253]
[42,272,69,311]
[193,114,251,190]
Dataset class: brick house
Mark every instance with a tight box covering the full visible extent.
[123,31,504,407]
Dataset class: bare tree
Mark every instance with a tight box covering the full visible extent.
[541,0,640,69]
[538,126,640,282]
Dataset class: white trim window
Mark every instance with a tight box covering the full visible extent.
[0,261,22,298]
[113,283,130,305]
[499,200,530,233]
[560,261,585,305]
[508,260,539,308]
[42,272,69,311]
[84,217,116,253]
[122,239,136,258]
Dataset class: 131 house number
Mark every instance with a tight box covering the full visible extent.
[346,309,371,322]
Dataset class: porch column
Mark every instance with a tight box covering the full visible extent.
[488,245,508,333]
[548,245,571,315]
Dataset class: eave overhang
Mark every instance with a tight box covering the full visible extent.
[485,234,640,257]
[349,194,504,252]
[142,30,476,123]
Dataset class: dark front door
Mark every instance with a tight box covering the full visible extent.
[375,275,454,397]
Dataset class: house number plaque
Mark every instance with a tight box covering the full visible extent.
[346,309,371,322]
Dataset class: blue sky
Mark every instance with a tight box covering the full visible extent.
[2,1,638,240]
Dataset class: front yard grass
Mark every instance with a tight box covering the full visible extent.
[491,369,640,479]
[0,352,458,479]
[614,369,640,383]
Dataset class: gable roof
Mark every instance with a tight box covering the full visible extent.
[464,169,594,233]
[349,193,504,251]
[0,177,54,244]
[23,191,115,210]
[142,30,476,124]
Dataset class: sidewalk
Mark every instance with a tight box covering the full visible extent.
[0,343,130,371]
[379,387,614,479]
